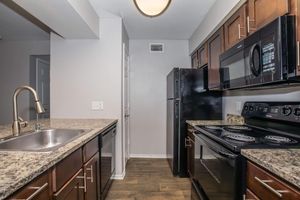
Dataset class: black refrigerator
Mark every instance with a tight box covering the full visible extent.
[167,67,222,177]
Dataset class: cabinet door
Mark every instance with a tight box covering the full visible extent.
[53,169,84,200]
[84,152,100,200]
[247,0,289,34]
[224,4,247,50]
[8,171,51,200]
[208,27,224,89]
[198,43,208,67]
[191,52,199,68]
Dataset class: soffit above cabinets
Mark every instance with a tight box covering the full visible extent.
[12,0,99,39]
[89,0,216,40]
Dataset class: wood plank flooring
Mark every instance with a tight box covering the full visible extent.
[106,158,191,200]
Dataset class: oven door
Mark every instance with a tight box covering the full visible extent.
[220,41,247,89]
[193,133,244,200]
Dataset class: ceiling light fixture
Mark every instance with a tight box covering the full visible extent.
[133,0,172,18]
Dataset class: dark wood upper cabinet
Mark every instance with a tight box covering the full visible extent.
[224,4,247,50]
[198,43,208,67]
[191,52,199,68]
[247,0,290,34]
[207,27,224,89]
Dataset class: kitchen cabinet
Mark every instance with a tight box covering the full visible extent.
[198,43,208,68]
[207,27,224,89]
[247,0,289,34]
[186,126,195,178]
[53,169,84,200]
[246,161,300,200]
[8,171,51,200]
[224,4,247,50]
[191,51,199,68]
[245,189,260,200]
[84,153,100,200]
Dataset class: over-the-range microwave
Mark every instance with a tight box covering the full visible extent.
[220,15,299,90]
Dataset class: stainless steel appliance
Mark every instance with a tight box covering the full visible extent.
[99,125,116,199]
[220,15,297,89]
[166,67,222,177]
[192,102,300,200]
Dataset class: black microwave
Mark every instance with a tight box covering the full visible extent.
[220,15,297,89]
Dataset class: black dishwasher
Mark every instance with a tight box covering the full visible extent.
[99,125,116,199]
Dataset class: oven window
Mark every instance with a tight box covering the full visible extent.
[194,137,237,200]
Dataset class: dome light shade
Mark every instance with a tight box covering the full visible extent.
[133,0,171,17]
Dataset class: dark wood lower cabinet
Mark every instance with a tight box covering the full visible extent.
[246,161,300,200]
[84,152,100,200]
[8,171,51,200]
[53,169,84,200]
[186,126,195,178]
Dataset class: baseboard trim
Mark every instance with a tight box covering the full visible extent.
[112,170,126,180]
[130,154,167,158]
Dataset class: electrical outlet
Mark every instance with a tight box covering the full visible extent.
[91,101,101,110]
[99,101,104,110]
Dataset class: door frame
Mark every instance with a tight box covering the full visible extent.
[122,43,130,169]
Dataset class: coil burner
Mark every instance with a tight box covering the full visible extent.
[264,135,298,145]
[224,133,256,143]
[224,126,252,132]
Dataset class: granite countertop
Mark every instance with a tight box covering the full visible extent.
[242,149,300,189]
[0,118,117,200]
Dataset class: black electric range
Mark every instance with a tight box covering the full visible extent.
[191,102,300,200]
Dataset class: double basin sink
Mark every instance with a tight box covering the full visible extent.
[0,129,87,152]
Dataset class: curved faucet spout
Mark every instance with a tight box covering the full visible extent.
[12,85,45,136]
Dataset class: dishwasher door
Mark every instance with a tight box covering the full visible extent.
[100,126,116,199]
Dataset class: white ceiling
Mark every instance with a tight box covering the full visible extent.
[0,2,49,41]
[89,0,216,40]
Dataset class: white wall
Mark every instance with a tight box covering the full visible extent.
[223,87,300,118]
[189,0,244,54]
[50,17,126,178]
[129,40,190,157]
[0,40,50,124]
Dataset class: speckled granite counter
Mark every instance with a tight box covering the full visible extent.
[0,119,117,200]
[242,149,300,189]
[186,119,244,127]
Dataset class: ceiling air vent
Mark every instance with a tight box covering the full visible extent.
[149,43,164,53]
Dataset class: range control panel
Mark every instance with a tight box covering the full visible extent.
[242,102,300,123]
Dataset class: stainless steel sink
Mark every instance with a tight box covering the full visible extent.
[0,129,87,152]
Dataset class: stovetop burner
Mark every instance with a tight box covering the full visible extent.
[264,135,298,144]
[224,126,252,132]
[204,125,223,130]
[224,133,256,142]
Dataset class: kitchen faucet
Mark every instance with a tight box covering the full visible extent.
[12,86,45,136]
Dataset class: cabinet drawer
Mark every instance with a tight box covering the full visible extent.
[83,136,99,163]
[9,171,51,200]
[53,148,83,192]
[247,161,300,200]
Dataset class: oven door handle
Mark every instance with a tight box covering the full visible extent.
[217,150,238,159]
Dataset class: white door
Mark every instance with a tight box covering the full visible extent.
[122,43,130,166]
[36,58,50,118]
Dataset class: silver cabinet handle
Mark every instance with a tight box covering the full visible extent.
[254,176,288,198]
[247,16,250,34]
[12,183,48,200]
[297,41,300,67]
[86,165,94,183]
[77,172,87,193]
[185,138,191,148]
[238,24,241,39]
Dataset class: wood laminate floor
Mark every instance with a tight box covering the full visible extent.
[106,158,191,200]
